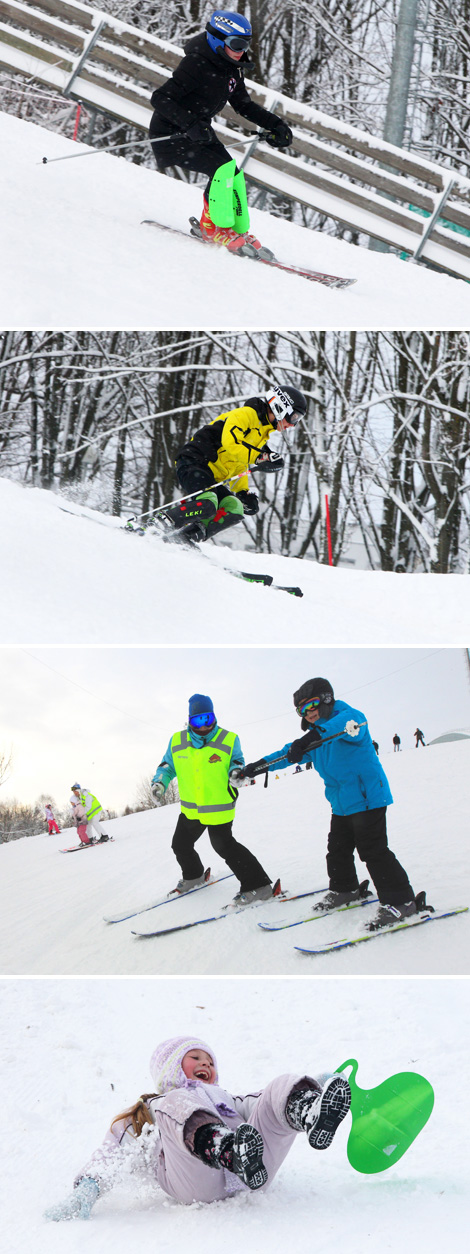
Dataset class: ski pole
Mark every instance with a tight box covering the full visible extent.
[240,723,368,779]
[125,469,254,526]
[40,127,270,166]
[39,132,187,165]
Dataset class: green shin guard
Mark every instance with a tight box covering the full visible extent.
[232,169,250,233]
[206,493,243,539]
[335,1058,434,1175]
[208,163,251,233]
[208,160,237,227]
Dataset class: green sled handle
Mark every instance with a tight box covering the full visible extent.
[335,1058,434,1174]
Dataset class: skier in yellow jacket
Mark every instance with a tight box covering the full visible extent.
[166,384,307,543]
[151,694,273,907]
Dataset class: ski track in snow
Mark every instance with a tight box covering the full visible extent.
[1,478,469,644]
[1,741,468,976]
[2,110,470,327]
[1,978,468,1253]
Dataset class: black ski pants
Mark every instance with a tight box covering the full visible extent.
[326,807,414,906]
[172,813,271,892]
[149,115,234,200]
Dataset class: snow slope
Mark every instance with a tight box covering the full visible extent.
[1,740,468,975]
[3,977,468,1254]
[2,111,470,327]
[2,478,469,644]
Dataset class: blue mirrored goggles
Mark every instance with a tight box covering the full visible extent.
[296,695,331,716]
[189,712,216,729]
[224,34,251,49]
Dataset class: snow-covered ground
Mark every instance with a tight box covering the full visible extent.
[2,110,470,327]
[1,478,469,644]
[1,740,468,975]
[2,977,468,1254]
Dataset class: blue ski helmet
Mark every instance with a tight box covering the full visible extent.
[206,11,252,59]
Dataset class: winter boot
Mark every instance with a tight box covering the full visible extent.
[314,879,373,912]
[365,898,418,932]
[194,1122,267,1190]
[170,873,208,895]
[97,834,110,843]
[286,1075,351,1150]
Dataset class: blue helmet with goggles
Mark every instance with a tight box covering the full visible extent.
[206,11,252,59]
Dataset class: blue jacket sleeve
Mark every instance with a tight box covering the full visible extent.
[152,738,176,789]
[230,736,245,771]
[264,742,292,770]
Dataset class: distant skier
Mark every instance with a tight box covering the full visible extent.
[414,728,426,748]
[149,11,292,257]
[45,1034,350,1221]
[70,785,110,844]
[294,764,303,773]
[166,384,307,542]
[393,733,401,753]
[44,803,60,835]
[151,694,272,906]
[241,677,418,931]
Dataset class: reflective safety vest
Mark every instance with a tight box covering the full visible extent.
[171,728,238,825]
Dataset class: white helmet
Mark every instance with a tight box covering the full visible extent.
[265,385,307,427]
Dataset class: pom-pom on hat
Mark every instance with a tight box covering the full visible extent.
[188,694,214,718]
[149,1037,218,1094]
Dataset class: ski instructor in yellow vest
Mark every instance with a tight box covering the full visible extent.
[151,694,272,907]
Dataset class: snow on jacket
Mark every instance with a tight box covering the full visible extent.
[265,699,393,815]
[152,720,244,789]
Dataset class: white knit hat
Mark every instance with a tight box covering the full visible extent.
[149,1036,218,1095]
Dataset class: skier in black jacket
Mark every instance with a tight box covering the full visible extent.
[149,10,292,257]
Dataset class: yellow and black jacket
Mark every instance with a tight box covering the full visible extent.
[176,398,273,493]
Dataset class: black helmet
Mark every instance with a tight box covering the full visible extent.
[293,678,335,728]
[266,385,307,427]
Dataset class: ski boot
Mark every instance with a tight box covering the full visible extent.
[314,879,373,912]
[365,895,423,932]
[195,202,274,260]
[170,873,208,896]
[225,879,281,909]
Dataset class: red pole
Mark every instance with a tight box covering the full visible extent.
[324,492,333,566]
[72,102,82,141]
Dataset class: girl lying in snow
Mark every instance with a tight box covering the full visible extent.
[45,1036,351,1220]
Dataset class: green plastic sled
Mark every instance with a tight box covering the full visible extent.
[335,1058,434,1174]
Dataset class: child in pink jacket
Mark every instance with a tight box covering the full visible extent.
[44,804,60,835]
[45,1036,350,1220]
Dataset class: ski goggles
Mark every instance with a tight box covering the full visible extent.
[224,34,251,50]
[189,712,216,729]
[285,411,301,427]
[296,695,332,716]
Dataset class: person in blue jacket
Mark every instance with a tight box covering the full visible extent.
[151,693,272,906]
[241,677,417,931]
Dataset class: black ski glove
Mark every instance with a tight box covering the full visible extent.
[287,727,322,764]
[186,120,214,145]
[238,490,259,515]
[253,451,285,473]
[241,758,268,779]
[264,120,293,150]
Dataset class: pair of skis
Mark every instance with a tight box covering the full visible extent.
[105,873,331,936]
[142,219,357,289]
[126,515,303,597]
[60,837,114,853]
